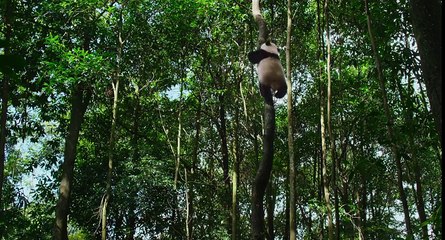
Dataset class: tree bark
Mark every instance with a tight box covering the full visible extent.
[126,91,141,240]
[251,1,275,239]
[252,97,275,240]
[396,50,429,239]
[232,82,242,240]
[53,27,92,239]
[174,81,183,189]
[217,92,232,236]
[324,1,340,239]
[320,81,333,240]
[266,179,275,240]
[286,0,296,239]
[0,0,13,223]
[101,57,120,240]
[187,93,201,240]
[409,0,442,146]
[317,0,333,239]
[101,8,124,238]
[54,83,91,240]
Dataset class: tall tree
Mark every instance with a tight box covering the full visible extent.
[324,0,340,238]
[364,0,413,238]
[317,0,334,239]
[101,3,124,239]
[409,0,442,146]
[53,32,93,239]
[0,0,13,220]
[286,0,296,239]
[54,84,92,240]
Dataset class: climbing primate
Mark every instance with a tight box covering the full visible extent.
[248,42,287,99]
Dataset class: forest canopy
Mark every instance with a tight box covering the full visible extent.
[0,0,442,239]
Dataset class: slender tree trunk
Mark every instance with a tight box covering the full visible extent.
[252,98,274,240]
[364,0,413,238]
[397,50,429,239]
[101,10,123,238]
[187,93,201,240]
[409,0,442,146]
[172,80,183,237]
[316,2,327,238]
[174,81,183,189]
[184,168,191,240]
[102,49,120,240]
[126,92,141,240]
[0,0,13,223]
[317,0,333,238]
[266,179,275,240]
[324,1,340,239]
[217,92,232,236]
[231,162,239,240]
[284,195,290,240]
[412,166,428,239]
[232,82,242,240]
[54,84,91,240]
[320,82,333,240]
[355,190,364,240]
[286,0,296,239]
[359,176,367,239]
[54,32,92,240]
[407,81,429,240]
[251,1,275,239]
[101,74,119,240]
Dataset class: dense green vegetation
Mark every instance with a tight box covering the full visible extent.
[0,0,441,239]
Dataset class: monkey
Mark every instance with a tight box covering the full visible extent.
[248,42,287,99]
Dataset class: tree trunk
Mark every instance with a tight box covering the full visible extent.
[184,168,191,240]
[266,179,275,240]
[172,79,183,237]
[324,1,340,239]
[231,164,239,240]
[251,1,275,239]
[54,28,92,239]
[217,92,232,236]
[252,98,275,240]
[101,75,119,240]
[364,0,413,238]
[409,0,442,146]
[0,0,13,222]
[286,0,296,239]
[317,0,333,238]
[232,83,241,240]
[101,9,123,238]
[359,176,367,239]
[320,82,333,240]
[54,83,91,240]
[355,190,364,240]
[397,49,429,239]
[174,81,183,189]
[126,93,141,240]
[187,93,201,240]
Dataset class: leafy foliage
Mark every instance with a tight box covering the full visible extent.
[0,0,441,239]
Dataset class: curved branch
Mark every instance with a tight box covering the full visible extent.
[252,0,269,46]
[250,1,275,239]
